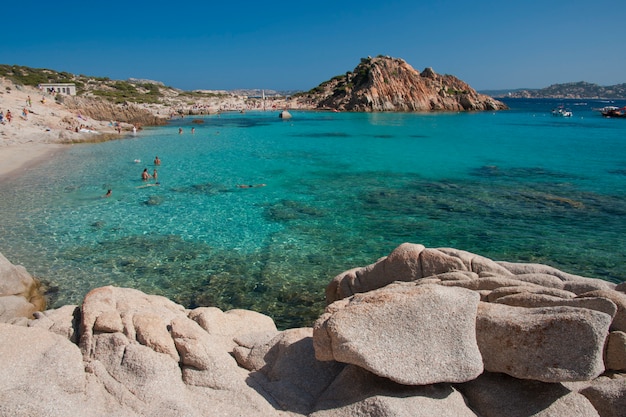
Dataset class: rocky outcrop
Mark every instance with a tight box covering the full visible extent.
[1,244,625,416]
[0,252,45,323]
[302,56,508,112]
[63,96,168,126]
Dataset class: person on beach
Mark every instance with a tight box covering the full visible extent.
[22,108,28,120]
[27,96,32,107]
[142,168,151,181]
[5,110,12,122]
[0,111,4,124]
[154,156,161,165]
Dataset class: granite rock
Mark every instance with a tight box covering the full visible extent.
[1,244,625,417]
[0,252,45,322]
[476,302,611,382]
[314,283,483,385]
[605,331,626,371]
[457,372,601,417]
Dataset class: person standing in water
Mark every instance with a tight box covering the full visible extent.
[142,168,151,181]
[154,156,161,165]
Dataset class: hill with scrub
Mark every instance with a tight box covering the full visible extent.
[488,81,626,99]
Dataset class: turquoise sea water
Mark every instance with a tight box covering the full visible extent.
[1,98,625,328]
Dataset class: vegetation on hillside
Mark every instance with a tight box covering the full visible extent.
[0,64,253,105]
[1,64,174,104]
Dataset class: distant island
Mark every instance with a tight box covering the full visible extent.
[482,81,626,99]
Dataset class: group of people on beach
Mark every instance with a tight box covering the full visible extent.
[0,109,12,124]
[0,108,27,123]
[1,95,36,125]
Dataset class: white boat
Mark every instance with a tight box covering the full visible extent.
[551,106,572,117]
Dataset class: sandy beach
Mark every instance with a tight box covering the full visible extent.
[0,78,127,180]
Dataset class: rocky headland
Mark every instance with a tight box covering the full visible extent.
[1,243,625,417]
[295,56,508,112]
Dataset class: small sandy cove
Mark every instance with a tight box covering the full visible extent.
[0,77,302,181]
[0,78,128,180]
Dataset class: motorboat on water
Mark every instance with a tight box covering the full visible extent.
[600,106,626,118]
[551,106,573,117]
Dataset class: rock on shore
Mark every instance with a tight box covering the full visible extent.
[1,243,625,416]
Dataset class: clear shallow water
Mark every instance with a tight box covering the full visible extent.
[1,98,625,328]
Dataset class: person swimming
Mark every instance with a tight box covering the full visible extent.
[237,183,266,188]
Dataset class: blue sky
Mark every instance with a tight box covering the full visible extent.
[2,1,624,91]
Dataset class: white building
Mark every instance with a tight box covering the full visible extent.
[39,83,76,96]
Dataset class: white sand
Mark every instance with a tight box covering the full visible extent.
[0,78,123,180]
[0,143,66,182]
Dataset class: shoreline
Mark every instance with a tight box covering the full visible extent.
[0,142,67,183]
[0,77,304,185]
[0,77,141,184]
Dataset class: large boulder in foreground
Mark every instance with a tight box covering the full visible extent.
[1,244,624,417]
[579,374,626,417]
[327,243,616,304]
[0,323,113,417]
[314,283,483,385]
[458,372,601,417]
[76,285,284,416]
[310,365,479,417]
[0,252,46,322]
[476,302,611,382]
[319,242,624,385]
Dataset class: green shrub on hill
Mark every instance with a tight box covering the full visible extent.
[0,64,74,86]
[0,64,166,104]
[91,80,167,104]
